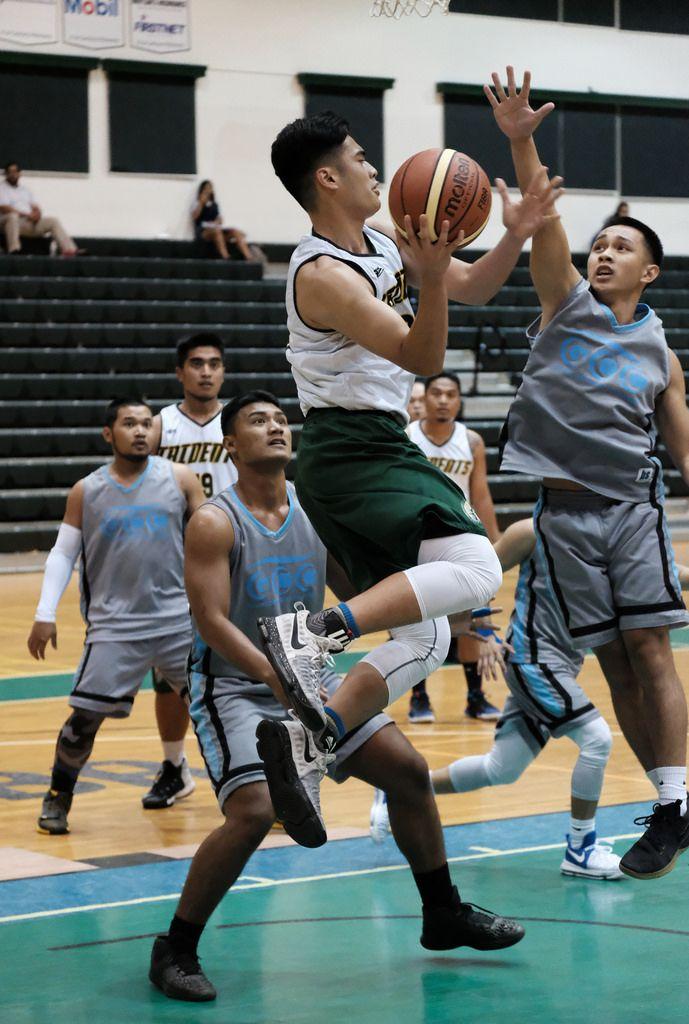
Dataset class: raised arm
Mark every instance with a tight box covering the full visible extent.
[296,214,455,376]
[184,505,286,704]
[467,431,500,542]
[485,66,580,327]
[656,350,689,488]
[27,481,84,660]
[493,517,536,573]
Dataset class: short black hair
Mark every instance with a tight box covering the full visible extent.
[597,216,664,267]
[220,390,283,436]
[176,332,225,367]
[4,161,19,173]
[425,371,462,395]
[105,397,151,428]
[271,111,350,210]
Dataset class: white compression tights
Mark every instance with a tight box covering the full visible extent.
[446,715,612,802]
[361,616,451,705]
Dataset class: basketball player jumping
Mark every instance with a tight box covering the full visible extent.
[148,391,524,1003]
[253,112,562,850]
[27,398,203,834]
[486,67,689,879]
[142,333,237,811]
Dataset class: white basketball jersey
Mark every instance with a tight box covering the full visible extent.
[407,420,474,497]
[286,226,416,420]
[158,404,237,499]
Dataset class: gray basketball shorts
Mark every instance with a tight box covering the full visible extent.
[188,668,392,809]
[534,487,688,649]
[69,628,191,718]
[502,661,600,744]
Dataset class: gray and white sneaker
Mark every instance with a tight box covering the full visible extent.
[257,606,345,731]
[256,717,333,848]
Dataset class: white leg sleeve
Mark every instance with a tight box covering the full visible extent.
[35,523,82,622]
[403,533,502,620]
[568,716,612,802]
[448,724,537,792]
[361,616,451,705]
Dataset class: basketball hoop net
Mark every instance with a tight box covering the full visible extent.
[371,0,449,17]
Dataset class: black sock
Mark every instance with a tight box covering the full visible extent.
[50,765,77,794]
[168,914,205,956]
[463,662,483,697]
[413,863,455,909]
[412,681,427,699]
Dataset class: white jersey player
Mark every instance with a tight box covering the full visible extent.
[144,333,237,811]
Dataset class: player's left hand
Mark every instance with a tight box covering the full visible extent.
[498,168,564,242]
[27,620,57,661]
[476,632,513,681]
[484,66,554,142]
[395,213,464,285]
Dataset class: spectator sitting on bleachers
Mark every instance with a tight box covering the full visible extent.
[0,162,80,256]
[191,179,264,262]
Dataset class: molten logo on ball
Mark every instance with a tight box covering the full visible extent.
[444,160,471,218]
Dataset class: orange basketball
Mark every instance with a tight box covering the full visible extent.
[388,148,492,248]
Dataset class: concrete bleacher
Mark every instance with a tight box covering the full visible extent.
[2,239,689,553]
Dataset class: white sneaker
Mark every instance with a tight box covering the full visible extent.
[256,717,333,848]
[369,788,391,844]
[257,607,344,731]
[560,831,624,880]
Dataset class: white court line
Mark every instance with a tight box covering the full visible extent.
[0,833,641,926]
[0,734,162,748]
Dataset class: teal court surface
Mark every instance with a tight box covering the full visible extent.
[2,802,688,1024]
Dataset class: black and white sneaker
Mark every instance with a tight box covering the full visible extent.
[37,789,72,835]
[421,887,525,951]
[142,759,195,810]
[257,606,346,731]
[256,717,332,848]
[149,935,216,1002]
[620,800,689,879]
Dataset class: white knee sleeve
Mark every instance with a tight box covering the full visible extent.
[362,616,451,704]
[448,722,537,791]
[404,533,502,621]
[568,716,612,802]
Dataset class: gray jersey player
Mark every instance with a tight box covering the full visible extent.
[485,66,689,879]
[28,398,204,835]
[143,333,237,812]
[148,391,525,1004]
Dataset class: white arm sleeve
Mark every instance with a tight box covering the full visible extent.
[35,523,82,622]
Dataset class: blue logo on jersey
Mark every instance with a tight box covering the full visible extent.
[99,504,170,539]
[245,554,318,605]
[560,335,649,397]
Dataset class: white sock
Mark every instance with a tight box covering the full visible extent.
[162,740,185,767]
[568,816,596,849]
[652,766,687,812]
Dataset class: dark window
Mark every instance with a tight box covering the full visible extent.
[562,104,616,189]
[621,107,689,197]
[563,0,615,25]
[620,0,689,34]
[108,72,196,174]
[0,64,89,172]
[300,77,391,182]
[449,0,557,17]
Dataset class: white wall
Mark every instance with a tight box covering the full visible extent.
[9,1,689,251]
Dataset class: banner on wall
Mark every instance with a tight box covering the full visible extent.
[62,0,125,50]
[0,0,58,46]
[130,0,190,54]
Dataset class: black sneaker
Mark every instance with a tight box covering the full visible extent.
[465,692,501,721]
[620,800,689,879]
[142,759,195,810]
[37,789,72,835]
[421,887,525,951]
[408,692,436,723]
[149,935,216,1002]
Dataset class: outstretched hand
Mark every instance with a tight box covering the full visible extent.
[497,169,564,242]
[484,66,554,142]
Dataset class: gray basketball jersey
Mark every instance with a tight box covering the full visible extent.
[79,457,189,641]
[506,534,583,677]
[286,226,416,419]
[189,482,327,692]
[500,279,670,502]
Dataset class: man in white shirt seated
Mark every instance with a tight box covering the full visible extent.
[0,161,79,256]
